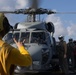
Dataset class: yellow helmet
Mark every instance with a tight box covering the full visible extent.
[0,13,5,32]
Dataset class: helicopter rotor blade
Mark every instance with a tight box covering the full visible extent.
[0,9,28,14]
[55,12,76,14]
[48,10,76,14]
[0,11,15,13]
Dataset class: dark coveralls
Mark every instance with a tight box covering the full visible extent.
[58,41,69,74]
[67,42,75,69]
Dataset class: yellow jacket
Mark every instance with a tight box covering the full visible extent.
[0,37,32,75]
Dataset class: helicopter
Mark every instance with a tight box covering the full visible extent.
[2,0,76,74]
[3,8,57,73]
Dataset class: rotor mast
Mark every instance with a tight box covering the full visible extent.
[27,14,36,22]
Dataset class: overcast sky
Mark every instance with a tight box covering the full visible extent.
[0,0,76,42]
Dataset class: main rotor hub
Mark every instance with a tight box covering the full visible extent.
[15,8,56,14]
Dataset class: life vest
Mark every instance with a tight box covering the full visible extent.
[0,43,11,75]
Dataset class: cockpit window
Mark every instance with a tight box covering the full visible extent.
[20,32,30,43]
[3,33,13,44]
[31,32,46,44]
[13,33,19,42]
[3,32,19,44]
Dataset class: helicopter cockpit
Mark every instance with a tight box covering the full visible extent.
[3,28,53,48]
[4,30,46,44]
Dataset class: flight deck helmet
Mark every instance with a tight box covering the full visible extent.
[58,35,64,41]
[69,38,73,42]
[0,13,13,34]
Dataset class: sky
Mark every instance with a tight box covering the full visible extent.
[0,0,76,42]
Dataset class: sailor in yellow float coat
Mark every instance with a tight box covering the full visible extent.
[0,13,32,75]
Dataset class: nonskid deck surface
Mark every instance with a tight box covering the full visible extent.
[14,69,76,75]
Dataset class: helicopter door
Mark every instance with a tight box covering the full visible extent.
[45,33,52,46]
[45,32,53,57]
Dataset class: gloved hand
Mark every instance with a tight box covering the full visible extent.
[13,38,23,48]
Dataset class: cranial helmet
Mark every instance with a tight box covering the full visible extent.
[0,13,13,33]
[69,38,73,42]
[58,35,64,40]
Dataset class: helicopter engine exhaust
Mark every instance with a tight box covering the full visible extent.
[46,22,55,33]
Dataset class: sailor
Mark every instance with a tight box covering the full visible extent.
[0,13,32,75]
[58,35,69,75]
[67,38,75,71]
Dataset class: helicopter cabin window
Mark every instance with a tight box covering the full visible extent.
[20,32,30,43]
[31,32,46,44]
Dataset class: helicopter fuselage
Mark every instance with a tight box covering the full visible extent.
[3,22,57,73]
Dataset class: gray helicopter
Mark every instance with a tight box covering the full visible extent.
[3,8,57,73]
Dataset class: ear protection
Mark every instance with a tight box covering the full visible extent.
[0,13,13,33]
[0,13,4,32]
